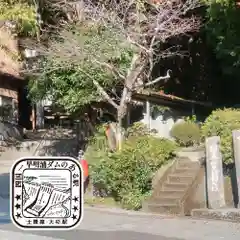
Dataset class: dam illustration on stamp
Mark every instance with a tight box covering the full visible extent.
[10,157,83,230]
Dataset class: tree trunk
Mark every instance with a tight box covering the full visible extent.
[116,85,132,150]
[116,114,124,151]
[115,54,145,150]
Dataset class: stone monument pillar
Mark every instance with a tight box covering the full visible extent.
[232,130,240,208]
[205,136,226,209]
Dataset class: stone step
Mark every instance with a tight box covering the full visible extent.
[0,169,11,175]
[0,150,36,159]
[175,156,190,162]
[145,202,181,215]
[174,168,198,175]
[0,162,15,167]
[150,196,179,205]
[177,161,200,169]
[0,165,12,171]
[0,147,6,151]
[163,182,189,191]
[168,174,194,184]
[153,190,185,199]
[0,168,11,173]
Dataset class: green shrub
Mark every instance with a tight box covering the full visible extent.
[126,122,158,139]
[90,136,177,210]
[126,122,149,137]
[184,115,197,123]
[201,108,240,164]
[84,124,109,165]
[170,121,201,147]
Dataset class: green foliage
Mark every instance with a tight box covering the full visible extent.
[201,108,240,164]
[126,122,150,137]
[28,62,113,111]
[205,0,240,77]
[90,130,177,210]
[170,121,201,147]
[150,105,171,114]
[184,115,197,123]
[84,124,109,165]
[64,24,135,75]
[89,124,108,149]
[126,122,157,138]
[0,0,37,36]
[28,22,135,113]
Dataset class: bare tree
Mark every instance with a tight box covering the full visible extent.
[38,0,201,149]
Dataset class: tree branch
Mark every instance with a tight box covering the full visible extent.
[145,69,171,87]
[94,60,126,81]
[135,69,171,89]
[92,79,119,109]
[126,54,148,88]
[127,37,150,54]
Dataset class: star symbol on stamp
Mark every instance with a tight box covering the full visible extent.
[15,195,21,201]
[72,196,79,202]
[72,214,77,220]
[15,213,22,219]
[15,203,21,209]
[72,206,78,212]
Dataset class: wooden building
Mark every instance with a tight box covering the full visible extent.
[0,20,32,129]
[132,90,213,139]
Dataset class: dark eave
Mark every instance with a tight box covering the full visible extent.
[133,91,213,111]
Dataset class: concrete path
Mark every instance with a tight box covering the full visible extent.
[0,140,40,174]
[0,207,239,240]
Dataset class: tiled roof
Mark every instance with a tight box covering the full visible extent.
[134,90,213,107]
[157,90,185,101]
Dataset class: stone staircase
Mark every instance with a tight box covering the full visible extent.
[0,129,53,174]
[144,157,204,215]
[0,140,40,174]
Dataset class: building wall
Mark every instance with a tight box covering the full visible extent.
[0,64,21,111]
[0,75,25,124]
[140,107,189,139]
[0,22,29,125]
[0,87,18,101]
[138,101,208,139]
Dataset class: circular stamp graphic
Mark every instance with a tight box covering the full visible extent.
[10,157,83,230]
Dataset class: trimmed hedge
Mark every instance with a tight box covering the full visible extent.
[201,108,240,164]
[170,121,201,147]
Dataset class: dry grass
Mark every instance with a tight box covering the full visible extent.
[84,181,119,208]
[84,196,119,208]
